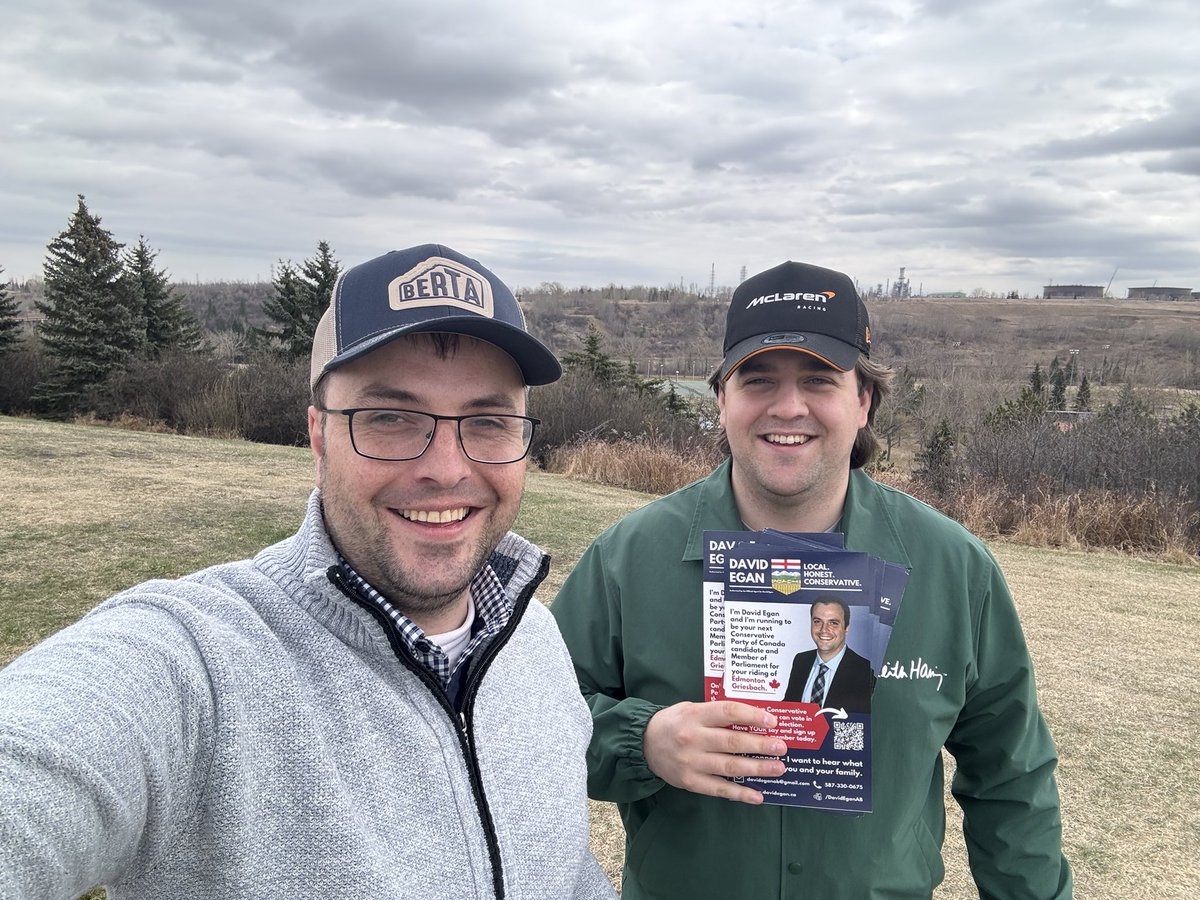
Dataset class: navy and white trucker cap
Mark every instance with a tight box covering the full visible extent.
[310,244,561,389]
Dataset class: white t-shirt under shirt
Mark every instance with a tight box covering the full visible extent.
[428,596,476,673]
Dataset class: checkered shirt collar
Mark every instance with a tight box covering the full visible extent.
[336,556,513,686]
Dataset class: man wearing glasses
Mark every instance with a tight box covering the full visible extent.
[0,245,614,900]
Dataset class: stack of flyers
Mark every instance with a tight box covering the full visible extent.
[702,529,908,813]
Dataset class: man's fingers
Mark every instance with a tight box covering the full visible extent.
[692,701,787,757]
[688,775,768,805]
[644,700,791,800]
[674,752,788,803]
[651,702,786,757]
[714,725,788,758]
[703,700,778,730]
[707,749,788,780]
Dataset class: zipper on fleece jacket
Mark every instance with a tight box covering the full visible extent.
[327,559,547,900]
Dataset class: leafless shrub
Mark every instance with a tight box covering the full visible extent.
[528,370,711,464]
[916,476,1198,557]
[965,396,1198,502]
[908,385,1200,555]
[544,438,723,495]
[177,374,242,438]
[227,356,310,446]
[87,352,229,427]
[208,329,249,362]
[0,344,53,414]
[80,353,309,446]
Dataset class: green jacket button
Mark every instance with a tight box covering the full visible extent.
[788,862,803,875]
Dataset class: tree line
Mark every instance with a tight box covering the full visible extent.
[2,197,1196,555]
[0,197,695,453]
[0,196,343,422]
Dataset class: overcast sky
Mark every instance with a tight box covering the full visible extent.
[3,0,1197,297]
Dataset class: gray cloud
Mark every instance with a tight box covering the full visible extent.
[1145,149,1200,177]
[0,0,1197,297]
[1034,99,1200,159]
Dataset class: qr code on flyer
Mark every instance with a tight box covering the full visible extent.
[833,721,865,751]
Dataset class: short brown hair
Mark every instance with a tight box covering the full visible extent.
[811,595,852,626]
[706,353,894,470]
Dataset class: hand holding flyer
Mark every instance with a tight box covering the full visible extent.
[703,530,908,813]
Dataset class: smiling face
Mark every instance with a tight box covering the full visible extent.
[810,600,849,661]
[309,333,527,633]
[718,349,871,532]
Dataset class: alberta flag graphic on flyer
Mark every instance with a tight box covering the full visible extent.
[704,530,908,814]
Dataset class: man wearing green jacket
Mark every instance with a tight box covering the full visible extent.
[551,260,1072,899]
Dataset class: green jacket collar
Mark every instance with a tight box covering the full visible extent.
[681,461,913,570]
[682,458,743,561]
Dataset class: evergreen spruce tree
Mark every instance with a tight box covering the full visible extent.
[1074,374,1092,412]
[0,266,21,355]
[1028,362,1044,397]
[662,381,689,417]
[259,260,303,354]
[1099,382,1154,425]
[258,240,341,359]
[916,418,958,494]
[561,322,624,386]
[984,384,1048,428]
[34,195,140,415]
[1049,368,1067,410]
[125,236,203,356]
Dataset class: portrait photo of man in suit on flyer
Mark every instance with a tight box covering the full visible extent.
[783,596,875,714]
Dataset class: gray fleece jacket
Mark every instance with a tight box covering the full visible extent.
[0,492,614,900]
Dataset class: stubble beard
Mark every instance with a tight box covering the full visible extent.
[319,463,507,623]
[737,454,823,512]
[362,519,490,618]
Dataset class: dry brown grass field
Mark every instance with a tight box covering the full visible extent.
[1,416,1197,898]
[527,289,1200,396]
[871,295,1199,383]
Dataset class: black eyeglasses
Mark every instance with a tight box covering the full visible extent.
[318,407,540,464]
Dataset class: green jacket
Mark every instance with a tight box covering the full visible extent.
[552,461,1072,899]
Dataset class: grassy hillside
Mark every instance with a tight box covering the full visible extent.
[1,417,1197,897]
[521,290,1200,393]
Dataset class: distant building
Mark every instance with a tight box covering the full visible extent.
[1127,286,1193,301]
[927,291,967,299]
[1042,285,1104,299]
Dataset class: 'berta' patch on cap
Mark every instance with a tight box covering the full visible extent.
[388,256,494,317]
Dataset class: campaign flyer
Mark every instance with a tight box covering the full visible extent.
[722,543,881,814]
